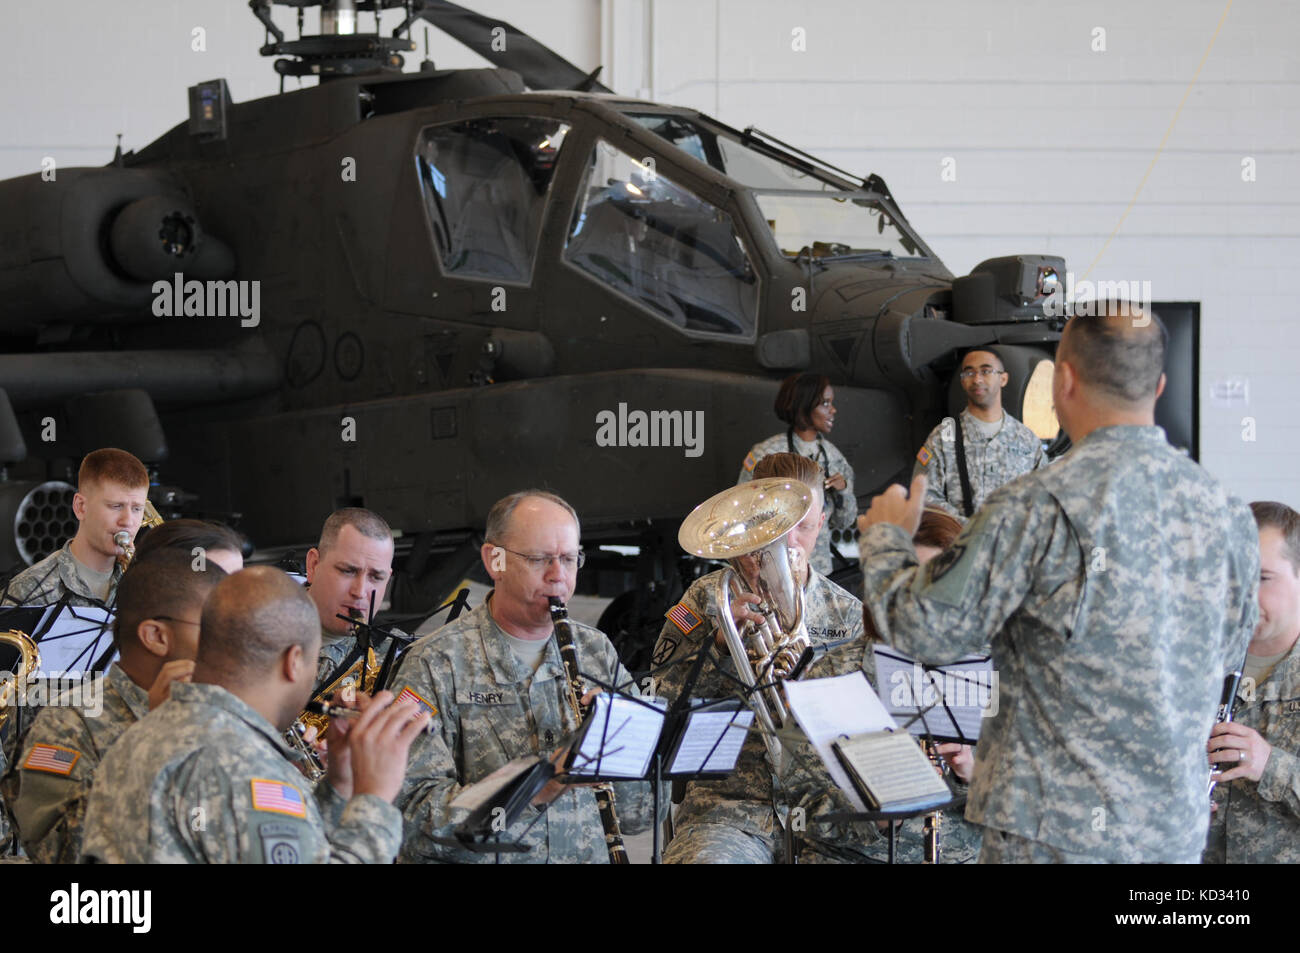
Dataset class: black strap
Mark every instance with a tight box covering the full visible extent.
[952,416,975,518]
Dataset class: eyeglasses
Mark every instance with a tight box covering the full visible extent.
[959,367,1004,380]
[497,547,586,571]
[151,616,201,627]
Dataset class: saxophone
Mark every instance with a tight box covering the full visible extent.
[286,642,381,782]
[548,597,629,865]
[0,629,40,735]
[113,500,165,571]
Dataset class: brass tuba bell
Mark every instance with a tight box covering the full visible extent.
[678,478,814,767]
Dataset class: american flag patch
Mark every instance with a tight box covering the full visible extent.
[666,603,702,635]
[250,779,307,818]
[397,686,437,716]
[742,451,759,473]
[916,446,933,467]
[23,744,79,776]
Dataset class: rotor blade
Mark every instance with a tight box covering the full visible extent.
[412,0,612,92]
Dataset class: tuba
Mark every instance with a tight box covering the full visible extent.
[0,629,41,735]
[113,500,165,571]
[678,478,814,767]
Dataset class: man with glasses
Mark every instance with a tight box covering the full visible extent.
[5,549,226,862]
[913,349,1046,518]
[392,489,658,863]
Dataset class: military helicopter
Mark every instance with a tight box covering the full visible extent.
[0,0,1068,664]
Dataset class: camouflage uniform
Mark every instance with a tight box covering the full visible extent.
[315,624,404,689]
[738,432,855,576]
[1204,643,1300,864]
[913,410,1046,518]
[862,425,1259,863]
[2,541,121,608]
[656,568,977,863]
[4,664,148,863]
[393,597,659,864]
[80,681,401,863]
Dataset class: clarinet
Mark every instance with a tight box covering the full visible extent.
[548,596,630,865]
[1208,662,1245,797]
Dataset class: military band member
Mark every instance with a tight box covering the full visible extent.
[133,518,246,575]
[1205,502,1300,863]
[393,490,658,864]
[913,349,1046,519]
[739,373,855,576]
[81,567,426,863]
[305,508,396,685]
[860,308,1259,863]
[3,448,150,608]
[657,453,875,862]
[5,549,225,862]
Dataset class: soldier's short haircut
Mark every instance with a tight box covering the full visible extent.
[316,507,392,555]
[1250,501,1300,575]
[135,519,247,562]
[114,549,227,653]
[484,490,580,544]
[751,451,824,506]
[1061,306,1167,404]
[774,373,831,430]
[914,507,964,551]
[78,448,149,493]
[198,567,318,681]
[960,348,1005,371]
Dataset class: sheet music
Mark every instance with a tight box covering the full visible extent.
[567,694,666,779]
[32,605,117,675]
[835,731,950,807]
[873,646,994,743]
[783,672,896,811]
[450,755,547,813]
[668,709,754,774]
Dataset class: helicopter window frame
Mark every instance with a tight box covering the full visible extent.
[413,115,572,286]
[561,138,761,343]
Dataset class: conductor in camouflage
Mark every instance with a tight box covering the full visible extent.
[860,308,1258,863]
[81,567,427,863]
[1205,502,1300,864]
[393,491,659,864]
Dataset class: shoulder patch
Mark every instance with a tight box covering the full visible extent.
[916,446,933,467]
[742,451,759,473]
[23,743,79,776]
[652,637,679,667]
[250,778,307,818]
[259,822,303,864]
[396,685,438,716]
[666,602,702,635]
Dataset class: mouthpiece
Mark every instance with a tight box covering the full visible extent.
[113,531,131,548]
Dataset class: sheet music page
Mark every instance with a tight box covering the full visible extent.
[668,709,754,774]
[782,672,896,811]
[450,755,547,813]
[567,694,666,779]
[872,647,994,743]
[32,605,116,675]
[835,731,950,806]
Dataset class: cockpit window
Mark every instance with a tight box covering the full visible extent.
[415,117,570,282]
[564,140,758,338]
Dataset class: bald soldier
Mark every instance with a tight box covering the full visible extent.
[81,567,428,863]
[393,490,659,864]
[860,306,1258,863]
[6,550,225,863]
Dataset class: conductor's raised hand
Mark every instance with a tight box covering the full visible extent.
[858,474,927,538]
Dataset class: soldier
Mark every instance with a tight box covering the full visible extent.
[2,447,150,608]
[304,508,395,685]
[81,567,426,863]
[133,518,246,575]
[5,549,225,862]
[859,307,1259,863]
[913,349,1046,518]
[657,458,977,863]
[393,490,659,863]
[738,373,855,576]
[1205,501,1300,864]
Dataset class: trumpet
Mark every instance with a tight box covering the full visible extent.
[678,478,814,768]
[113,500,165,571]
